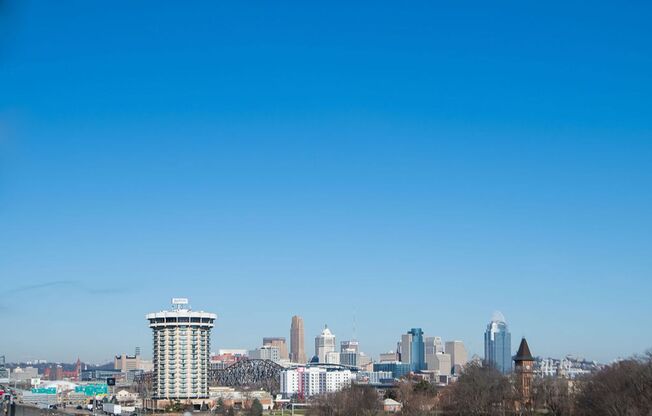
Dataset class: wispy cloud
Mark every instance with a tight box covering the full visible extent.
[1,280,135,312]
[6,280,78,294]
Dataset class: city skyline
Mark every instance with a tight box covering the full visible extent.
[0,307,612,366]
[2,2,652,365]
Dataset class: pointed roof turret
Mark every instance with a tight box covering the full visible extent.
[514,337,534,362]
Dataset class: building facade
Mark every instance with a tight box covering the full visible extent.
[400,328,425,372]
[210,351,247,371]
[535,356,597,379]
[315,326,336,363]
[373,362,411,379]
[484,312,512,374]
[0,356,9,383]
[445,341,468,374]
[262,337,289,360]
[248,346,280,362]
[81,369,122,382]
[339,351,357,367]
[425,337,444,355]
[340,340,359,353]
[280,366,352,398]
[426,352,451,375]
[146,298,216,403]
[114,354,141,372]
[290,316,306,364]
[379,351,398,362]
[9,366,38,382]
[356,371,393,385]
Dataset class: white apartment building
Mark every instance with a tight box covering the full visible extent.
[280,366,352,398]
[146,298,217,402]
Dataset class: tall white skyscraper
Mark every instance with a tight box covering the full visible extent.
[146,298,217,403]
[315,325,336,363]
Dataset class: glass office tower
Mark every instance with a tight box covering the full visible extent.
[404,328,426,371]
[484,312,512,374]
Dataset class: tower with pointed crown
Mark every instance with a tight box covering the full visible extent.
[514,337,535,408]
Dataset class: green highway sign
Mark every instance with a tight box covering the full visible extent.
[31,388,57,395]
[74,384,108,396]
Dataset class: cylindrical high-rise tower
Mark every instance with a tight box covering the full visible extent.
[146,298,216,403]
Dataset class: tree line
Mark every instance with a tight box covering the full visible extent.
[306,351,652,416]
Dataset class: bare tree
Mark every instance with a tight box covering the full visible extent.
[393,379,439,416]
[442,361,512,416]
[532,376,574,416]
[575,352,652,416]
[307,385,381,416]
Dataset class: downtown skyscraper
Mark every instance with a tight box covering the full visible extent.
[484,311,512,374]
[290,315,306,364]
[315,325,337,363]
[400,328,426,372]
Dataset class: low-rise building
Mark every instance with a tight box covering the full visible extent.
[81,369,123,382]
[383,398,403,413]
[280,366,352,398]
[355,371,393,385]
[373,362,411,379]
[9,366,39,383]
[115,389,140,404]
[248,346,280,362]
[379,351,398,362]
[209,387,273,410]
[535,356,600,379]
[211,350,248,370]
[114,354,153,373]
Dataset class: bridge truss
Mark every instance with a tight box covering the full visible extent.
[209,359,284,393]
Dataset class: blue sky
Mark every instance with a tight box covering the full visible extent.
[1,1,651,364]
